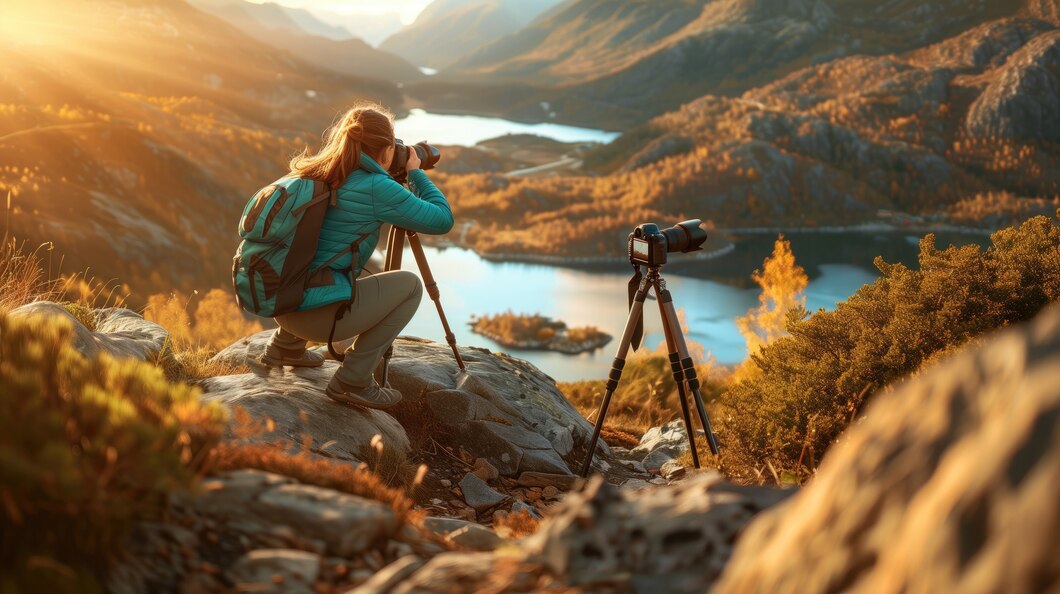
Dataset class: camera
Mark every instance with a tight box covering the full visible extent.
[388,139,441,184]
[629,220,708,267]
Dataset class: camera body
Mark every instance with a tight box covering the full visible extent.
[629,220,707,267]
[388,139,441,184]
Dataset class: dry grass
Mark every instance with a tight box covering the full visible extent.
[493,509,542,539]
[208,443,415,522]
[0,238,58,312]
[600,427,642,449]
[157,345,250,383]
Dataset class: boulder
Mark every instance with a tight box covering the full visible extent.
[211,331,611,478]
[714,305,1060,593]
[10,301,169,362]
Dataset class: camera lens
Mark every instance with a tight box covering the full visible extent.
[661,219,707,253]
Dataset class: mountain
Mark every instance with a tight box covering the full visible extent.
[192,1,424,82]
[433,13,1060,257]
[0,0,402,301]
[379,0,567,69]
[415,0,1043,129]
[312,10,406,47]
[188,0,355,40]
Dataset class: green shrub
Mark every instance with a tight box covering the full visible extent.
[0,312,226,593]
[716,213,1060,482]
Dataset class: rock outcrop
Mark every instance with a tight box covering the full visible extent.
[385,472,790,593]
[713,305,1060,593]
[208,330,612,477]
[966,29,1060,142]
[10,302,169,362]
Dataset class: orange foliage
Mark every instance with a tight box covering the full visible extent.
[736,236,808,358]
[145,289,262,351]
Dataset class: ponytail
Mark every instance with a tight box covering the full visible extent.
[289,103,394,189]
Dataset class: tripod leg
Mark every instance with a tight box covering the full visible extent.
[657,284,721,456]
[406,231,466,371]
[580,280,651,477]
[384,226,405,272]
[655,281,700,469]
[378,227,405,386]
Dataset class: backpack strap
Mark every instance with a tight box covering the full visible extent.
[319,231,372,363]
[273,180,333,314]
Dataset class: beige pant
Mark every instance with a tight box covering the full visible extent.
[268,270,423,387]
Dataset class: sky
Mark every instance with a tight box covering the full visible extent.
[244,0,433,24]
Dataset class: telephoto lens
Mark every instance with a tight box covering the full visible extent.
[661,219,707,253]
[388,139,441,184]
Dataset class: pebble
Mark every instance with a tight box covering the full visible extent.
[440,479,452,488]
[542,486,560,499]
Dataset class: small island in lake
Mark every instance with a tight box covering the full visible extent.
[469,311,612,354]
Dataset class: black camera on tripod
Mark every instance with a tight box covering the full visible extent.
[629,220,708,267]
[388,139,441,184]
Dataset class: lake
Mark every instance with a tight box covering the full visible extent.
[393,108,621,147]
[396,231,990,382]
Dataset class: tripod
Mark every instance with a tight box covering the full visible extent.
[580,265,720,476]
[378,225,466,385]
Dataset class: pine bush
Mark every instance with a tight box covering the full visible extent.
[0,312,226,593]
[717,213,1060,481]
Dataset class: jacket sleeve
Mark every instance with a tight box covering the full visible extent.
[372,170,454,235]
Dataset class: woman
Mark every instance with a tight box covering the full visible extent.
[260,103,453,409]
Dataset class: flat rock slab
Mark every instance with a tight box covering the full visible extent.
[199,364,410,464]
[227,549,321,594]
[423,517,503,552]
[458,473,508,512]
[195,470,398,558]
[11,302,169,362]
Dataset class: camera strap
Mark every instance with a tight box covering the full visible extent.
[628,264,644,351]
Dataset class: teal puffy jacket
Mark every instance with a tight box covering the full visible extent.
[296,153,453,311]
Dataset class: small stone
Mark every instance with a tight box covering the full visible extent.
[439,479,452,488]
[512,500,542,519]
[430,498,443,505]
[472,458,500,482]
[459,473,508,512]
[661,460,687,480]
[226,549,321,594]
[542,486,560,499]
[641,450,677,473]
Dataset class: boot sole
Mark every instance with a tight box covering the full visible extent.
[325,385,401,410]
[260,353,325,368]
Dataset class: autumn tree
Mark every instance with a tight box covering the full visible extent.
[736,235,808,357]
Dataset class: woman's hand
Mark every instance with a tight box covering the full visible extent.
[405,146,421,171]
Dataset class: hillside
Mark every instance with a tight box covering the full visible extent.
[415,0,1047,128]
[433,14,1060,257]
[0,0,401,300]
[379,0,566,69]
[191,0,424,82]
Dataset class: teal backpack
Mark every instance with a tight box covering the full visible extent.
[232,178,366,319]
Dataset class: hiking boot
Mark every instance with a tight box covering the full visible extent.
[260,345,325,368]
[326,378,403,410]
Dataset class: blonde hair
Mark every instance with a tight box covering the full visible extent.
[289,104,395,188]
